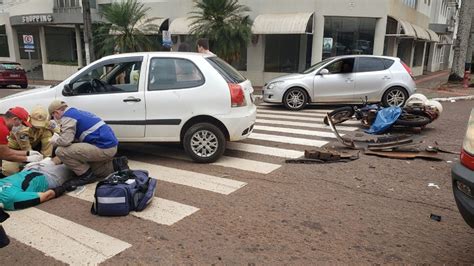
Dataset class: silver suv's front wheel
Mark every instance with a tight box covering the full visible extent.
[283,88,308,111]
[183,122,226,163]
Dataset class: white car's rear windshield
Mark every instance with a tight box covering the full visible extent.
[206,57,246,84]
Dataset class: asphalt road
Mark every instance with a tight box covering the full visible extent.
[0,87,473,264]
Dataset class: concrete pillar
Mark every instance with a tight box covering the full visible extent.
[75,24,84,67]
[420,42,427,72]
[311,13,324,64]
[409,40,415,67]
[426,42,436,72]
[10,27,21,61]
[39,26,48,64]
[246,34,265,86]
[373,16,387,55]
[298,34,307,72]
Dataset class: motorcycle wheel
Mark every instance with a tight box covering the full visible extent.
[323,106,355,125]
[394,114,431,127]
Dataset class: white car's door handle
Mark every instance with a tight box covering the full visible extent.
[345,79,354,83]
[123,97,141,102]
[383,76,391,80]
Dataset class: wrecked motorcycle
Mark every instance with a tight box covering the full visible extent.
[323,100,436,128]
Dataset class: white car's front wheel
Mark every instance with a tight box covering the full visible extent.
[183,123,226,163]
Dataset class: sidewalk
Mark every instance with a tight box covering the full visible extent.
[414,70,474,100]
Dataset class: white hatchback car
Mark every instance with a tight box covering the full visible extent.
[263,55,416,110]
[0,52,257,163]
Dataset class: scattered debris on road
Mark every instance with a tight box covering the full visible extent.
[285,147,359,164]
[430,214,442,222]
[428,183,440,189]
[364,150,443,161]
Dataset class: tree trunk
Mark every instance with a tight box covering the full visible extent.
[449,0,473,81]
[82,0,95,65]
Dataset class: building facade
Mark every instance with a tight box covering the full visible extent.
[0,0,460,85]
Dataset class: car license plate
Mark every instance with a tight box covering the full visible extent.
[10,74,20,78]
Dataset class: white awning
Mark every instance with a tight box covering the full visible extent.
[251,12,313,34]
[169,17,193,35]
[109,18,167,35]
[411,23,430,41]
[426,28,440,42]
[389,17,436,42]
[398,20,416,38]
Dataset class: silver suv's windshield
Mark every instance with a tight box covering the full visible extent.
[301,58,333,74]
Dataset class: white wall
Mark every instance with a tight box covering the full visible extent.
[42,63,78,80]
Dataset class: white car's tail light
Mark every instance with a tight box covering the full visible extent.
[228,83,247,107]
[461,109,474,170]
[401,61,414,79]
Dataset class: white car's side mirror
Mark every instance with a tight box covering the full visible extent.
[319,69,329,75]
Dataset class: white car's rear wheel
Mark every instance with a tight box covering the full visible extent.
[183,123,226,163]
[283,88,307,111]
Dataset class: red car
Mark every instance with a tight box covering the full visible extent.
[0,62,28,88]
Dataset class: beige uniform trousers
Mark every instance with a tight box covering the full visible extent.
[55,143,117,178]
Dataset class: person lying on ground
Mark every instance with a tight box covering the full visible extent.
[0,155,130,211]
[0,157,72,211]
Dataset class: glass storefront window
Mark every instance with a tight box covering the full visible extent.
[0,26,9,57]
[264,35,300,72]
[323,17,376,59]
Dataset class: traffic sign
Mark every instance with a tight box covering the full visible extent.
[24,45,34,49]
[23,35,34,45]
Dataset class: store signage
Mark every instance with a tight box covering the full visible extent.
[22,14,53,23]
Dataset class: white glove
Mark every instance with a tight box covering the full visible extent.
[50,133,60,145]
[27,150,42,156]
[26,154,44,163]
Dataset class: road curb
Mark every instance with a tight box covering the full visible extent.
[430,95,474,102]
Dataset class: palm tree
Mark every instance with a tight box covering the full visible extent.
[94,0,161,56]
[189,0,252,62]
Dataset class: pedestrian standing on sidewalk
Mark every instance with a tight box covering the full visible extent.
[0,107,44,177]
[196,38,215,55]
[48,100,127,191]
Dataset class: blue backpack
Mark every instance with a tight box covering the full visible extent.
[91,169,157,216]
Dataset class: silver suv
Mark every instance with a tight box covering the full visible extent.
[263,55,416,110]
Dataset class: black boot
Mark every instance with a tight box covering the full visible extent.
[63,168,97,191]
[113,156,129,172]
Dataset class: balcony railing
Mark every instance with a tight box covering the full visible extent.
[53,6,82,13]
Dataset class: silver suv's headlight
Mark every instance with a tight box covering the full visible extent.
[267,81,284,90]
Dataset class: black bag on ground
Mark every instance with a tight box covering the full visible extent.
[91,169,157,216]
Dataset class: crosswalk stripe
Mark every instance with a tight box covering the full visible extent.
[257,109,327,117]
[257,113,360,125]
[256,119,359,131]
[226,142,303,158]
[248,133,329,147]
[128,160,248,195]
[254,125,342,139]
[68,185,200,226]
[4,208,131,265]
[124,145,281,174]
